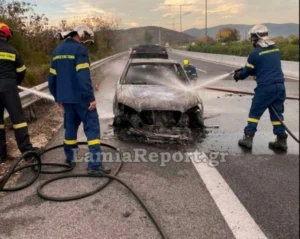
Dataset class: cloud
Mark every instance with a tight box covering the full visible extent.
[220,15,232,19]
[124,21,141,27]
[208,3,244,14]
[162,13,175,19]
[32,0,299,30]
[151,0,198,12]
[61,2,107,15]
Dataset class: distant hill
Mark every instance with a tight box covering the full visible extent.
[114,26,196,51]
[184,23,299,39]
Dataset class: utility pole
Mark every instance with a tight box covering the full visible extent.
[158,27,161,45]
[180,5,182,46]
[173,18,175,31]
[180,5,182,34]
[205,0,207,44]
[168,3,192,46]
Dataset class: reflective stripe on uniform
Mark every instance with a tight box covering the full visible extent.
[53,55,75,61]
[16,65,26,72]
[0,124,4,129]
[0,52,16,61]
[88,139,101,146]
[248,118,259,123]
[246,63,254,68]
[13,122,28,129]
[76,63,90,71]
[259,48,279,56]
[64,139,77,145]
[272,121,283,126]
[49,68,57,75]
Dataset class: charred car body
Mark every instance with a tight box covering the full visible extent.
[129,44,168,59]
[113,58,204,142]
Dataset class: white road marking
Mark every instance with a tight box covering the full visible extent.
[196,68,208,73]
[187,151,268,239]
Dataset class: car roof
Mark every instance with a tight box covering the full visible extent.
[130,58,179,64]
[132,44,165,48]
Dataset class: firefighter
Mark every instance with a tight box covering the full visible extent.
[183,59,198,80]
[233,24,288,151]
[0,22,41,163]
[48,24,111,174]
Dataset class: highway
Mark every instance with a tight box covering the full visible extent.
[0,52,299,239]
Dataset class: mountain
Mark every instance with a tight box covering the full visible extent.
[114,26,196,51]
[184,23,299,39]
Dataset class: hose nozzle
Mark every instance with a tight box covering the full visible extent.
[229,67,244,75]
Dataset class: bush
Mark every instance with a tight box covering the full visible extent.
[1,0,119,86]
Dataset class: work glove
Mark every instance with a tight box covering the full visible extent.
[232,68,243,82]
[232,72,240,82]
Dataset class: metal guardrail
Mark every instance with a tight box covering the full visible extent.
[4,51,127,119]
[171,49,299,80]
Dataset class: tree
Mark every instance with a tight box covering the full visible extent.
[144,30,153,44]
[216,27,240,42]
[0,0,120,86]
[287,34,299,45]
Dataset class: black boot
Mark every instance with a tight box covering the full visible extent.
[269,134,288,151]
[65,159,76,168]
[238,132,255,149]
[88,166,111,175]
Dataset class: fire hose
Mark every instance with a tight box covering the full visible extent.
[0,142,168,239]
[3,86,168,238]
[206,70,300,144]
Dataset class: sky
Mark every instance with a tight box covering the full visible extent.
[22,0,299,30]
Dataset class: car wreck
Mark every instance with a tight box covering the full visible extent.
[113,58,204,143]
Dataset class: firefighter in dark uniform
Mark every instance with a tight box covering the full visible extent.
[48,25,111,174]
[0,22,40,163]
[233,24,288,151]
[183,59,198,81]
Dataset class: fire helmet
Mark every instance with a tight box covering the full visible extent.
[0,22,13,39]
[248,24,275,48]
[183,59,190,66]
[58,24,94,45]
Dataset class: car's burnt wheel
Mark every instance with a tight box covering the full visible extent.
[113,116,122,127]
[189,110,204,129]
[195,111,205,128]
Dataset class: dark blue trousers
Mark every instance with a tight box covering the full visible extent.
[63,103,102,169]
[245,83,286,135]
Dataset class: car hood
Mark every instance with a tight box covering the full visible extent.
[117,85,201,112]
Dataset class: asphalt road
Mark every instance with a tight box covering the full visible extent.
[0,53,298,239]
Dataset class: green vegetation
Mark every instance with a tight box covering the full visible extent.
[188,41,299,61]
[0,0,118,86]
[188,27,299,61]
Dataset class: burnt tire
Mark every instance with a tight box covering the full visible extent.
[113,116,122,127]
[196,111,205,128]
[189,110,204,129]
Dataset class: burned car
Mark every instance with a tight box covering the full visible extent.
[129,44,168,59]
[113,58,204,142]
